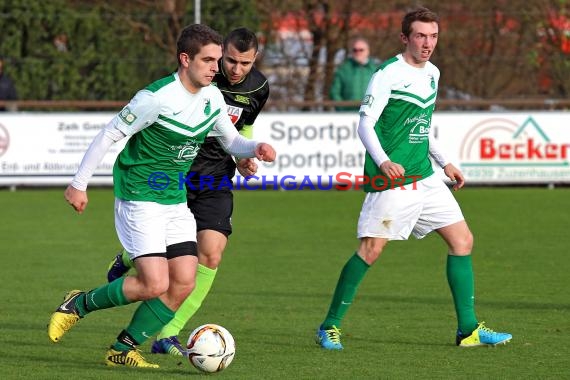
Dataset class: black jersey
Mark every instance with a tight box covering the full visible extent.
[187,65,269,184]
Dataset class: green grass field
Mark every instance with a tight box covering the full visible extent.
[1,188,569,379]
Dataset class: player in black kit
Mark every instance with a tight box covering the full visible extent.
[106,27,270,356]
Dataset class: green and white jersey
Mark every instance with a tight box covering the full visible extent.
[359,54,438,192]
[112,72,231,204]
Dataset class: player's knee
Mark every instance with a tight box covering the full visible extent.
[140,279,169,299]
[198,249,223,268]
[358,238,386,265]
[451,230,474,254]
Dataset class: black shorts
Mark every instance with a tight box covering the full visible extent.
[187,188,233,236]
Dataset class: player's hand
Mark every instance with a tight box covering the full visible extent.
[236,158,258,177]
[380,160,405,179]
[64,185,88,213]
[443,163,465,191]
[254,143,276,162]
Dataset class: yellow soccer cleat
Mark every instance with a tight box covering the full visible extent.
[456,322,512,347]
[105,348,160,368]
[47,290,84,343]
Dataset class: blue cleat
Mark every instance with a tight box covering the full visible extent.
[151,336,187,356]
[316,325,343,350]
[456,322,512,347]
[107,251,130,282]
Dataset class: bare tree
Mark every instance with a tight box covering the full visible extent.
[532,0,570,97]
[255,0,570,109]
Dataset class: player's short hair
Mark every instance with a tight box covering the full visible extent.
[177,24,223,65]
[224,27,258,53]
[401,7,440,37]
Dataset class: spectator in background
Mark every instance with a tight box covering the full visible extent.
[53,33,69,52]
[0,57,18,111]
[329,37,378,112]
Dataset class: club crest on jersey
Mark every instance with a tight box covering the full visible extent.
[429,74,435,89]
[226,105,243,125]
[362,95,374,107]
[204,99,211,115]
[119,107,137,125]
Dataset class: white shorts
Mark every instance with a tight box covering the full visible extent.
[357,174,464,240]
[114,198,197,260]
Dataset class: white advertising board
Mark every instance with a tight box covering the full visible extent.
[252,112,570,186]
[432,113,570,184]
[0,113,122,186]
[0,112,569,187]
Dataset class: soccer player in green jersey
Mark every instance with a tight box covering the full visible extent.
[316,7,511,350]
[105,27,271,356]
[47,24,276,368]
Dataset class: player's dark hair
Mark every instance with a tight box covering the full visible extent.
[224,27,258,53]
[177,24,223,65]
[401,7,440,37]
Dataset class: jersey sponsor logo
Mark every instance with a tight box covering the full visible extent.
[226,105,243,125]
[362,95,374,106]
[174,141,201,162]
[406,112,431,144]
[119,107,137,125]
[234,94,250,105]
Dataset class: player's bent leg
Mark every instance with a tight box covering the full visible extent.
[124,256,170,301]
[153,230,224,356]
[316,249,374,351]
[149,247,197,357]
[48,290,85,343]
[152,264,217,356]
[162,254,198,309]
[456,322,512,347]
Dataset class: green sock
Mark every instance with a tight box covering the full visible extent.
[447,254,478,335]
[158,264,217,339]
[75,277,130,317]
[113,297,175,351]
[322,253,370,329]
